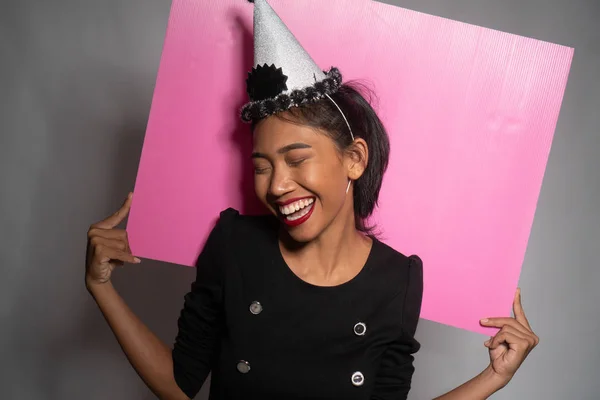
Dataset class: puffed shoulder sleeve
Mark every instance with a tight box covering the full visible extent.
[172,208,238,399]
[372,255,424,400]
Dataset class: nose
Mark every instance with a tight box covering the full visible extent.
[268,166,295,198]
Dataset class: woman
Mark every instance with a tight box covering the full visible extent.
[85,1,538,399]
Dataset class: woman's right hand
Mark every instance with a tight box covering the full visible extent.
[86,192,141,289]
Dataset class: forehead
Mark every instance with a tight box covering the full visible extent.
[252,115,326,151]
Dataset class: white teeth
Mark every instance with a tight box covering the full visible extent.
[279,198,314,216]
[286,204,312,221]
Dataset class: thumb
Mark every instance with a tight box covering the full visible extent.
[95,192,133,229]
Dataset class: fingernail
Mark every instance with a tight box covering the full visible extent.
[484,340,490,346]
[134,257,141,263]
[128,192,133,199]
[480,318,489,323]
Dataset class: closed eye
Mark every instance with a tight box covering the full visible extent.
[288,158,307,167]
[254,166,270,175]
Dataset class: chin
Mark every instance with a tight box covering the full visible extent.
[274,201,325,244]
[283,224,321,244]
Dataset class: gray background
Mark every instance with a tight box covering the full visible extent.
[1,0,598,398]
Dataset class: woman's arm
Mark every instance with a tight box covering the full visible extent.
[432,365,507,399]
[85,194,189,400]
[434,288,539,400]
[86,196,233,400]
[371,255,423,400]
[89,282,189,400]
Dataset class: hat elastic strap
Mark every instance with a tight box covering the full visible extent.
[325,94,355,141]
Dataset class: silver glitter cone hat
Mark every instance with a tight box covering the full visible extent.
[241,0,343,122]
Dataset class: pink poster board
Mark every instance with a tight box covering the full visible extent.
[126,0,574,335]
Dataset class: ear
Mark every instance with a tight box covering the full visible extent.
[346,138,369,181]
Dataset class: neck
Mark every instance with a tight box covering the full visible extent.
[280,204,372,285]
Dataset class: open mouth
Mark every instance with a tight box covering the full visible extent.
[277,197,315,226]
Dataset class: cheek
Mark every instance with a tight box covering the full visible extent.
[298,160,346,193]
[253,175,269,198]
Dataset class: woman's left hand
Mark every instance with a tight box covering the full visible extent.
[479,288,539,385]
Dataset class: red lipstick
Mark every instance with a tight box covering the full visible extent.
[275,196,315,227]
[275,196,313,206]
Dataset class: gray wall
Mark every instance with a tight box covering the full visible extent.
[1,0,598,399]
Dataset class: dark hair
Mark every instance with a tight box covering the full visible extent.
[253,82,390,235]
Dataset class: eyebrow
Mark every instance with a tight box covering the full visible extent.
[251,142,312,159]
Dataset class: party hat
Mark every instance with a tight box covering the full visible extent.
[241,0,343,122]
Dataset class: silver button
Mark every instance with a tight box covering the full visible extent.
[354,322,367,336]
[249,301,263,315]
[351,371,364,386]
[237,360,251,374]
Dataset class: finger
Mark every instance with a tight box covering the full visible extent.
[89,236,128,252]
[95,244,140,265]
[93,192,133,230]
[513,287,533,332]
[480,317,531,337]
[484,336,493,347]
[498,325,536,348]
[88,228,132,254]
[88,228,129,242]
[484,324,530,347]
[489,330,530,352]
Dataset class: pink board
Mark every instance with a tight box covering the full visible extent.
[126,0,574,335]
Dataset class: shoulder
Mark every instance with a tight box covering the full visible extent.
[213,207,278,243]
[198,207,277,268]
[372,238,423,279]
[370,239,423,329]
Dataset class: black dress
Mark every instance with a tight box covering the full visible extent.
[172,208,423,400]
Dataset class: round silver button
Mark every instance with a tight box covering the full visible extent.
[351,371,364,386]
[354,322,367,336]
[249,301,263,315]
[237,360,251,374]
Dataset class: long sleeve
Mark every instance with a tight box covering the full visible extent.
[172,209,237,399]
[371,255,424,400]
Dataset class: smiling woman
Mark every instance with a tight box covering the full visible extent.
[84,0,539,399]
[250,85,386,243]
[251,83,390,237]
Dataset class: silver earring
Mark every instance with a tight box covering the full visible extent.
[346,179,352,194]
